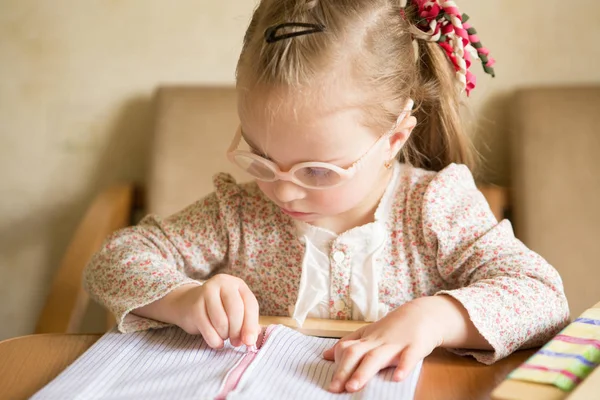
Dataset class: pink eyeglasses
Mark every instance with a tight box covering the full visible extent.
[227,101,414,190]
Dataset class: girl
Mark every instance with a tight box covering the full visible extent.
[85,0,569,394]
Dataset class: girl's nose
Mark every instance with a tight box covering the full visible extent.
[272,180,306,203]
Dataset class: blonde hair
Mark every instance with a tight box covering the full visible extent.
[236,0,476,172]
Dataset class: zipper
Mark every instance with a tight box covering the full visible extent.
[214,324,278,400]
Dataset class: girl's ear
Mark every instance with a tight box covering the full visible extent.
[387,115,416,160]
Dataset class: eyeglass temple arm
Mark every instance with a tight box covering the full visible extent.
[227,126,243,154]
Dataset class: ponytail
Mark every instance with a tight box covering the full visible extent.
[400,37,477,172]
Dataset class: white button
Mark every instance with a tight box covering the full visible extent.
[334,299,346,311]
[332,251,345,263]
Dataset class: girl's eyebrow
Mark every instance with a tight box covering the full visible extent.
[241,129,273,159]
[241,129,264,152]
[240,128,348,165]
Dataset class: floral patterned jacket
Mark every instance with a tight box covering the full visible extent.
[84,163,569,364]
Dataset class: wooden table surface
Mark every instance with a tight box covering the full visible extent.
[0,333,533,400]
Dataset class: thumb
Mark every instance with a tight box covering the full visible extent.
[239,285,260,346]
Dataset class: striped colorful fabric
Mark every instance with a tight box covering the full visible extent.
[509,307,600,391]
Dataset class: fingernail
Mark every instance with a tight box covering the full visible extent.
[347,380,359,391]
[245,334,256,346]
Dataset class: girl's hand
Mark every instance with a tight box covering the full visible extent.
[322,300,444,393]
[172,274,260,349]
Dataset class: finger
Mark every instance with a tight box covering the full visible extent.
[393,346,421,381]
[345,346,399,392]
[322,347,335,361]
[239,285,260,346]
[195,298,224,349]
[328,340,374,393]
[333,339,360,365]
[221,287,245,347]
[323,329,362,361]
[205,287,229,341]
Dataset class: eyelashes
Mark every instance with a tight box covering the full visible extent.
[240,128,272,160]
[250,147,272,161]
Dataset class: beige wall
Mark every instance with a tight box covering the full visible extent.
[0,0,599,340]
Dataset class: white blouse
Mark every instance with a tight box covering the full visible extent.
[290,162,402,326]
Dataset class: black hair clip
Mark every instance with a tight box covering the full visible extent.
[264,22,326,43]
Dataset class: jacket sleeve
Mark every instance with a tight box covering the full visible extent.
[84,174,240,333]
[421,164,569,364]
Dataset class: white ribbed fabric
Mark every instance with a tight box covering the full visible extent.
[33,325,422,400]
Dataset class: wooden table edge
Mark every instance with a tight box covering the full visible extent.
[0,332,103,346]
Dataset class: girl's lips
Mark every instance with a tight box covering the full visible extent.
[281,208,313,218]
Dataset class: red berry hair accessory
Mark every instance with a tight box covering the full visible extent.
[406,0,496,95]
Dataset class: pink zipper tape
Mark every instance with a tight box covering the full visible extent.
[215,325,278,400]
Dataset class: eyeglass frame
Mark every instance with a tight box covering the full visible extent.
[226,100,414,190]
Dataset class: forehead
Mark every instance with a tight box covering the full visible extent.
[236,84,378,163]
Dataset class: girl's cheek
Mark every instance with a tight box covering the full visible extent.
[256,180,279,203]
[256,180,270,196]
[255,178,370,215]
[309,185,364,213]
